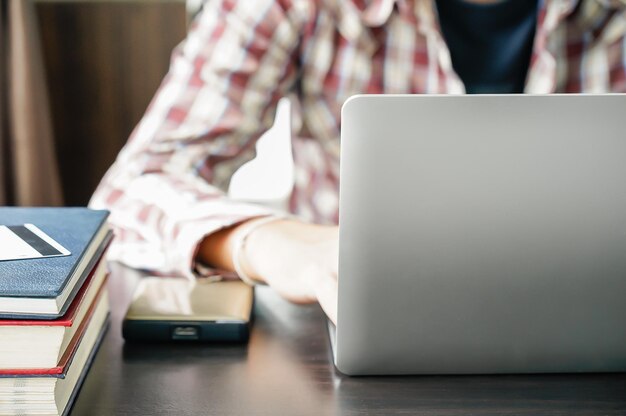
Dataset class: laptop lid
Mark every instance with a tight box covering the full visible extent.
[336,94,626,375]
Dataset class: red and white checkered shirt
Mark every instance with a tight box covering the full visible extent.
[90,0,626,278]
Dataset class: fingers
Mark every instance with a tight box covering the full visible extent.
[315,273,338,325]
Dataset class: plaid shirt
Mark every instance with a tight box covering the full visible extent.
[90,0,626,278]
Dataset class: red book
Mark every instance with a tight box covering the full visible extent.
[0,254,108,372]
[0,286,110,416]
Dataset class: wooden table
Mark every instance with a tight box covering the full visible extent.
[70,263,626,415]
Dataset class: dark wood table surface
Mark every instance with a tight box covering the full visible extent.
[70,263,626,415]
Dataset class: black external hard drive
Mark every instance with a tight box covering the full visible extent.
[122,277,253,342]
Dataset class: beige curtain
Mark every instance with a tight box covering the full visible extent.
[0,0,62,206]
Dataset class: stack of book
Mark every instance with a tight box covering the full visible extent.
[0,208,112,416]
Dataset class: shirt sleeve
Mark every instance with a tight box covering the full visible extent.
[89,0,303,279]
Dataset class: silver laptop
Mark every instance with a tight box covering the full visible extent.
[331,94,626,375]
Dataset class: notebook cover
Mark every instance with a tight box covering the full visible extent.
[0,277,108,376]
[0,207,109,299]
[0,255,106,327]
[0,232,112,320]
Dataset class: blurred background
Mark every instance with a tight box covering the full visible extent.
[1,0,189,207]
[2,0,293,210]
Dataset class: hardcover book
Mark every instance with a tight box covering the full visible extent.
[0,258,108,371]
[0,208,111,319]
[0,300,110,416]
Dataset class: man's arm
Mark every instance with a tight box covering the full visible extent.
[91,0,338,321]
[90,0,304,278]
[198,217,339,323]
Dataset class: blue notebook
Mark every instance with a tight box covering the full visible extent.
[0,208,111,319]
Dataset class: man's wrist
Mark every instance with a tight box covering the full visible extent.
[196,220,253,271]
[196,217,291,282]
[231,216,286,285]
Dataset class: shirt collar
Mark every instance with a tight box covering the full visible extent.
[332,0,617,50]
[352,0,587,29]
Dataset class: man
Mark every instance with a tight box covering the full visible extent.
[90,0,626,323]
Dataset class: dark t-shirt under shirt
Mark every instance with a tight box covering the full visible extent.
[436,0,540,94]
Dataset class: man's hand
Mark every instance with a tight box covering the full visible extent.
[198,219,339,323]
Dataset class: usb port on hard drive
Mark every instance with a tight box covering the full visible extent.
[171,325,200,340]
